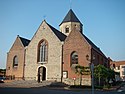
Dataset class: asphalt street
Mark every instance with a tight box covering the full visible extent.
[0,80,125,94]
[0,87,125,94]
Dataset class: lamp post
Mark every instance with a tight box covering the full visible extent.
[86,55,95,94]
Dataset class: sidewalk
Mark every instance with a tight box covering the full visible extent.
[0,80,53,88]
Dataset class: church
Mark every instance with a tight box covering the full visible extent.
[6,9,109,85]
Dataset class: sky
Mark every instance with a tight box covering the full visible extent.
[0,0,125,69]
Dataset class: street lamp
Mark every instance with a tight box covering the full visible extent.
[86,55,95,94]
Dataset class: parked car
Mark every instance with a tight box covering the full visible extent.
[0,77,5,83]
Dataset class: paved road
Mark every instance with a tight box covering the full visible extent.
[0,87,125,94]
[117,84,125,93]
[0,80,125,94]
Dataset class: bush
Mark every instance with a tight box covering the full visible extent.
[95,86,103,89]
[70,85,104,89]
[103,84,111,89]
[70,85,91,89]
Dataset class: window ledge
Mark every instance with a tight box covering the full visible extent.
[13,66,18,69]
[38,62,47,64]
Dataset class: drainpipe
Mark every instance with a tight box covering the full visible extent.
[61,42,64,82]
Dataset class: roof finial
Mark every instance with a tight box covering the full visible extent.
[43,15,46,20]
[70,0,72,9]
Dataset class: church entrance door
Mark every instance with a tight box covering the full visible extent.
[38,66,46,82]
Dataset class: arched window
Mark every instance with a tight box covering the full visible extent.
[71,51,78,65]
[13,55,18,67]
[38,40,48,62]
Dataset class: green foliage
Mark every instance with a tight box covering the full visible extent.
[107,69,115,80]
[103,84,111,89]
[94,64,116,86]
[74,65,91,85]
[75,65,90,75]
[94,64,108,86]
[94,64,108,79]
[74,64,116,87]
[0,69,6,72]
[70,85,103,89]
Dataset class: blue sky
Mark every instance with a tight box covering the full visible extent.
[0,0,125,69]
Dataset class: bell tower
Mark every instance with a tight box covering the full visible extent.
[59,9,83,36]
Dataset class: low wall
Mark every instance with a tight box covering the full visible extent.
[63,77,91,86]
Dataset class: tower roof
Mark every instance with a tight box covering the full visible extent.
[60,9,82,26]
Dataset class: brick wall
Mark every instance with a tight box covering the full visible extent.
[91,49,109,67]
[63,29,91,81]
[6,37,25,80]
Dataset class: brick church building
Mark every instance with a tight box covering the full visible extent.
[6,9,109,85]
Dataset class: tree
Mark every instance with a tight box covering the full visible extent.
[107,68,119,84]
[75,65,90,85]
[94,64,108,86]
[94,64,119,87]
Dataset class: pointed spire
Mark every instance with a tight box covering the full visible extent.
[60,9,82,26]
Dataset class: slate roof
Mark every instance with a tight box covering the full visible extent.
[47,21,105,57]
[60,9,82,25]
[47,23,67,41]
[82,34,106,57]
[19,36,30,47]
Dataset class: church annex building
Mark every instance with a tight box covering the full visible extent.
[6,9,109,85]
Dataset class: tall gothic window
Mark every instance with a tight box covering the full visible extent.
[13,55,18,67]
[71,51,78,65]
[38,40,48,62]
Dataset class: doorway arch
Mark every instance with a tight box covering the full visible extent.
[38,66,46,82]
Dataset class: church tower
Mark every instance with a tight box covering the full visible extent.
[59,9,83,36]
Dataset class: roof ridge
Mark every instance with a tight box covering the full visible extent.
[19,36,30,41]
[46,23,67,41]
